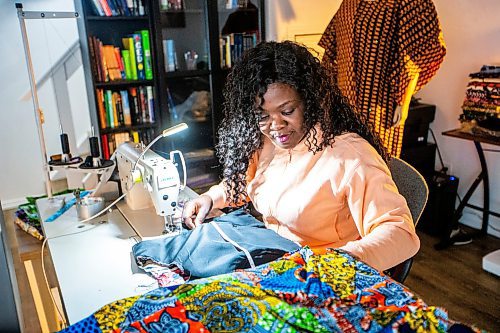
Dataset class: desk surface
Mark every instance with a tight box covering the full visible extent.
[38,187,201,325]
[442,128,500,146]
[37,194,157,325]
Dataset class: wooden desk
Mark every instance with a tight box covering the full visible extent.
[4,210,63,332]
[442,129,500,236]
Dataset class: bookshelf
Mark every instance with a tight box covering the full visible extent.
[76,0,265,189]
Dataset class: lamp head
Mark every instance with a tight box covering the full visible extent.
[162,123,188,137]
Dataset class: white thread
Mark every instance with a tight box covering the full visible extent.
[210,222,256,269]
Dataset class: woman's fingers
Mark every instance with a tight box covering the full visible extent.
[182,195,213,229]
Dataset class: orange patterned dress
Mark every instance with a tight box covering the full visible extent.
[319,0,446,157]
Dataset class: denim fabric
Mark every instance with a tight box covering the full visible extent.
[132,209,300,279]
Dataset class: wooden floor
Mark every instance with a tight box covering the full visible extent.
[405,228,500,333]
[4,206,499,332]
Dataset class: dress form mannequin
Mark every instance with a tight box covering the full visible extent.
[319,0,445,157]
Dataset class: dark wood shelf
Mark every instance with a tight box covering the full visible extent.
[218,8,258,13]
[160,9,203,14]
[95,79,154,88]
[100,123,157,134]
[86,15,149,21]
[165,69,210,79]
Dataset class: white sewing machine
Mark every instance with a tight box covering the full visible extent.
[113,141,187,237]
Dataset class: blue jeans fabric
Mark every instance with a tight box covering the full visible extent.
[132,209,300,279]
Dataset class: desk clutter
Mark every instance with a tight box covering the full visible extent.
[57,246,483,333]
[13,189,82,241]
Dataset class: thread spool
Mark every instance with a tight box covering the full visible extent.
[89,137,100,158]
[60,133,70,154]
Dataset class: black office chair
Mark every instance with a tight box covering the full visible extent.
[384,157,429,283]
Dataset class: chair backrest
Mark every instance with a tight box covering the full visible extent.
[384,157,429,283]
[388,157,429,225]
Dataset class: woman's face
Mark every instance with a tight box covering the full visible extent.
[257,83,306,150]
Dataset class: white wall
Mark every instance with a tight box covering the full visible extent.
[415,0,500,236]
[266,0,500,236]
[0,1,90,209]
[265,0,341,42]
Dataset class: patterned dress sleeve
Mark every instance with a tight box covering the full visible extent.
[394,0,446,103]
[318,17,339,78]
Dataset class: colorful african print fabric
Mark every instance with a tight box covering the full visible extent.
[319,0,446,157]
[58,247,482,333]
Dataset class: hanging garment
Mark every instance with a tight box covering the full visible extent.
[319,0,446,157]
[132,209,300,282]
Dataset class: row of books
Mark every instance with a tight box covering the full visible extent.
[90,0,146,17]
[89,31,153,82]
[162,39,178,72]
[101,129,155,159]
[220,32,258,68]
[96,86,154,129]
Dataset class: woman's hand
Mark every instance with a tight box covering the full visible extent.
[182,195,213,229]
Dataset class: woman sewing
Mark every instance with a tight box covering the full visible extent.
[182,41,419,271]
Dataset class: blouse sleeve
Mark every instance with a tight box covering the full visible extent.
[339,155,420,271]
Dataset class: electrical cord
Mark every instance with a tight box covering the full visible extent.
[428,128,464,208]
[40,171,137,328]
[428,128,447,174]
[40,190,129,329]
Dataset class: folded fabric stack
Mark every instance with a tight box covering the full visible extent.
[14,197,45,241]
[461,65,500,136]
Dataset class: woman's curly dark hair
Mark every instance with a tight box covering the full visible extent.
[217,40,388,205]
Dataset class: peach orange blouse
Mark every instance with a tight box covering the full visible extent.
[205,132,419,271]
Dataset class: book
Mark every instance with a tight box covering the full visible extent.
[121,49,132,79]
[97,89,107,129]
[114,47,125,79]
[111,91,119,127]
[132,33,145,80]
[163,39,177,72]
[114,92,124,125]
[140,30,153,80]
[128,87,141,124]
[90,0,105,17]
[122,37,138,80]
[98,0,112,16]
[98,40,109,81]
[101,134,110,159]
[118,0,131,16]
[120,90,132,125]
[138,86,147,122]
[146,85,154,122]
[88,36,100,80]
[131,130,140,143]
[102,45,120,80]
[105,90,115,127]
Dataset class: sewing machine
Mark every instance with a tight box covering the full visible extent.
[114,141,187,237]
